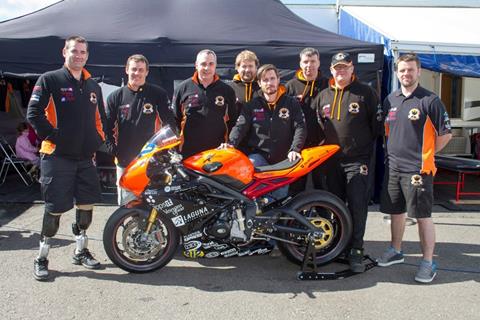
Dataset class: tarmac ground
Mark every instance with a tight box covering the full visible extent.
[0,203,479,320]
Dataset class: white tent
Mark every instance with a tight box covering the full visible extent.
[339,6,480,90]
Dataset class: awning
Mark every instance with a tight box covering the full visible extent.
[339,6,480,78]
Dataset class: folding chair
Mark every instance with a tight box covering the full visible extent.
[0,135,33,186]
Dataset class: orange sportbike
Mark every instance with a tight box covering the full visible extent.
[103,126,352,273]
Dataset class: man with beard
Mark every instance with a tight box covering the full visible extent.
[172,49,237,158]
[27,36,106,280]
[225,64,306,200]
[104,54,175,205]
[317,52,380,273]
[286,47,329,193]
[378,53,451,283]
[230,50,261,114]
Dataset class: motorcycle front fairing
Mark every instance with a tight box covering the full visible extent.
[120,126,181,197]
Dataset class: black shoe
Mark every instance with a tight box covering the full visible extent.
[72,249,101,269]
[33,258,49,281]
[348,248,366,273]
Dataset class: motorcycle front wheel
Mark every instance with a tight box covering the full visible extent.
[277,190,353,266]
[103,207,179,273]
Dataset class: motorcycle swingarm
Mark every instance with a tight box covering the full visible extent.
[297,235,378,281]
[261,208,321,234]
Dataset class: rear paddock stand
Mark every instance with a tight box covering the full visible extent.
[297,235,377,280]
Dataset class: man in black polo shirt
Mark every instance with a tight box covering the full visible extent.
[286,47,329,193]
[171,49,237,158]
[104,54,175,205]
[317,52,381,273]
[378,53,452,283]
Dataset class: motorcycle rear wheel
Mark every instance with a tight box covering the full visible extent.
[277,190,352,266]
[103,207,179,273]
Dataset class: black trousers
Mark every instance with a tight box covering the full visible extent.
[325,155,371,250]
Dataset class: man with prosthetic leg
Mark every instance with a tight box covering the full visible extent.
[37,206,100,279]
[28,36,105,280]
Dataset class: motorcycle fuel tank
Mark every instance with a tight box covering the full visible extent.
[183,148,254,190]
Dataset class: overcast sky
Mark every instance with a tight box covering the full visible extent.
[0,0,58,21]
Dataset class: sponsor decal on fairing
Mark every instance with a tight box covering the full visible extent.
[183,230,203,242]
[220,248,238,257]
[205,251,220,258]
[183,240,202,251]
[181,206,210,223]
[171,215,186,227]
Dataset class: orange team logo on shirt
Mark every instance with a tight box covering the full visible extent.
[359,164,368,175]
[411,174,423,186]
[408,108,420,121]
[90,92,97,104]
[348,102,360,114]
[143,103,154,114]
[278,107,290,119]
[215,96,225,107]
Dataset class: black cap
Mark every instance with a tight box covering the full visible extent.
[331,52,353,67]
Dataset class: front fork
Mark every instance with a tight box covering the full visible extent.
[145,208,159,233]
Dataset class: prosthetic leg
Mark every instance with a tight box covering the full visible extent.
[71,208,100,269]
[33,210,61,281]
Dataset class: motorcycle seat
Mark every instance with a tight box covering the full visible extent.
[254,158,301,173]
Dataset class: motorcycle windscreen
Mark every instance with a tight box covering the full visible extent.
[120,126,181,196]
[183,148,254,190]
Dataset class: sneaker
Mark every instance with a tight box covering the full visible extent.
[348,248,366,273]
[415,260,437,283]
[72,249,101,269]
[33,258,49,281]
[377,247,404,267]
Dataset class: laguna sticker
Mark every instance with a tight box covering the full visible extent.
[171,215,185,227]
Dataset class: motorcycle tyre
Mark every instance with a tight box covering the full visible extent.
[276,190,353,266]
[103,206,180,273]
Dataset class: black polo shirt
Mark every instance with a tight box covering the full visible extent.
[171,72,237,158]
[105,83,175,167]
[383,85,451,174]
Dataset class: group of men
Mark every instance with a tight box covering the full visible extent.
[27,35,451,284]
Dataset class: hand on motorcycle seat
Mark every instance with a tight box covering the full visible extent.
[287,151,302,162]
[218,143,234,149]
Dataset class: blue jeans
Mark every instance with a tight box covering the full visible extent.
[248,153,289,200]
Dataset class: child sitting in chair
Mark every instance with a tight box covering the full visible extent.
[15,122,40,179]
